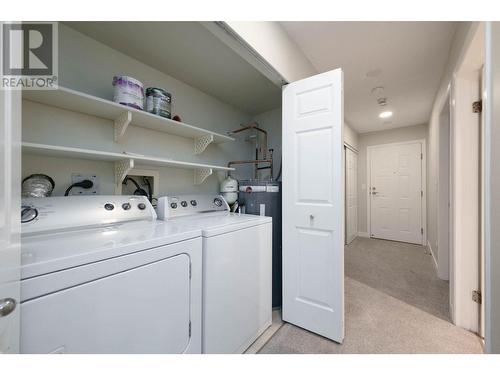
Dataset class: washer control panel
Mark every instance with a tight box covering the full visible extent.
[156,195,229,220]
[21,195,156,235]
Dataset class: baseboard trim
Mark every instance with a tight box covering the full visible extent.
[357,232,370,238]
[427,240,439,271]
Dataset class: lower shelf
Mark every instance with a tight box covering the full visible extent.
[22,142,233,186]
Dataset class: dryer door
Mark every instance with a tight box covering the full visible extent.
[21,253,192,353]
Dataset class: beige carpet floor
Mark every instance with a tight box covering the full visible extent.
[259,238,483,354]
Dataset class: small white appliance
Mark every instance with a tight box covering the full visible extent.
[220,175,238,204]
[156,194,272,353]
[20,195,202,354]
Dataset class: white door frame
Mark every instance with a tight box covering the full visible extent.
[344,145,358,244]
[366,139,427,246]
[484,20,500,354]
[449,22,484,334]
[437,83,452,281]
[0,86,21,353]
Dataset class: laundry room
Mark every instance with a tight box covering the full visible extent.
[2,5,500,371]
[15,21,285,355]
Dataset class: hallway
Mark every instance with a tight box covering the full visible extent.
[346,237,449,321]
[259,238,483,354]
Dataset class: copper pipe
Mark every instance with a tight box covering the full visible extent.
[227,122,268,160]
[228,159,273,179]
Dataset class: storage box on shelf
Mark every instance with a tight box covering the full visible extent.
[23,86,235,154]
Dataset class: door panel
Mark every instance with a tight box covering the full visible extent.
[296,128,333,203]
[283,69,344,343]
[296,227,334,309]
[370,142,423,244]
[22,254,191,354]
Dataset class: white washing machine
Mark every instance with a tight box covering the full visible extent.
[20,195,202,354]
[156,195,272,354]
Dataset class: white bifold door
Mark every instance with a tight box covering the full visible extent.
[369,142,423,244]
[282,69,344,343]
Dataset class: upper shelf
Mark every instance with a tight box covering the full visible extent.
[23,86,235,154]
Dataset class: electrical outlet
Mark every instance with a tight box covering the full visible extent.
[70,174,99,195]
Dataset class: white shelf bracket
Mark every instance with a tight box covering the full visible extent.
[114,158,134,192]
[194,168,213,185]
[114,111,132,143]
[194,134,214,155]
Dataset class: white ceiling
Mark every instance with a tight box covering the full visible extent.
[280,22,458,133]
[66,22,282,115]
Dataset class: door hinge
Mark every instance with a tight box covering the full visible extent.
[472,100,482,113]
[189,321,192,337]
[472,290,482,304]
[421,228,424,235]
[421,153,423,160]
[189,262,192,279]
[421,190,423,197]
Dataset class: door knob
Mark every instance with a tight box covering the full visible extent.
[0,298,16,317]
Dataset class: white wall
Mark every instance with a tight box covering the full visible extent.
[427,22,478,279]
[225,22,317,83]
[357,124,428,235]
[22,24,255,198]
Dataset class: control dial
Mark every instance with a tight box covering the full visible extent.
[122,203,131,211]
[21,206,38,223]
[104,203,114,211]
[213,197,223,207]
[190,200,197,206]
[181,201,188,208]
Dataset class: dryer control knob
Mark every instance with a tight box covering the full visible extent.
[213,198,223,207]
[21,206,38,223]
[104,203,114,211]
[122,203,131,210]
[181,201,188,207]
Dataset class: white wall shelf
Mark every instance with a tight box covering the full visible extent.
[22,142,234,186]
[23,86,235,154]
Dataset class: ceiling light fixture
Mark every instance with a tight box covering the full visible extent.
[379,111,393,119]
[377,97,387,106]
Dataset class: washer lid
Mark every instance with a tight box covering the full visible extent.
[21,220,200,279]
[168,212,272,237]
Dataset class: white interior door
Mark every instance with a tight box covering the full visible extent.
[369,142,423,244]
[0,87,21,353]
[345,147,358,244]
[282,69,344,343]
